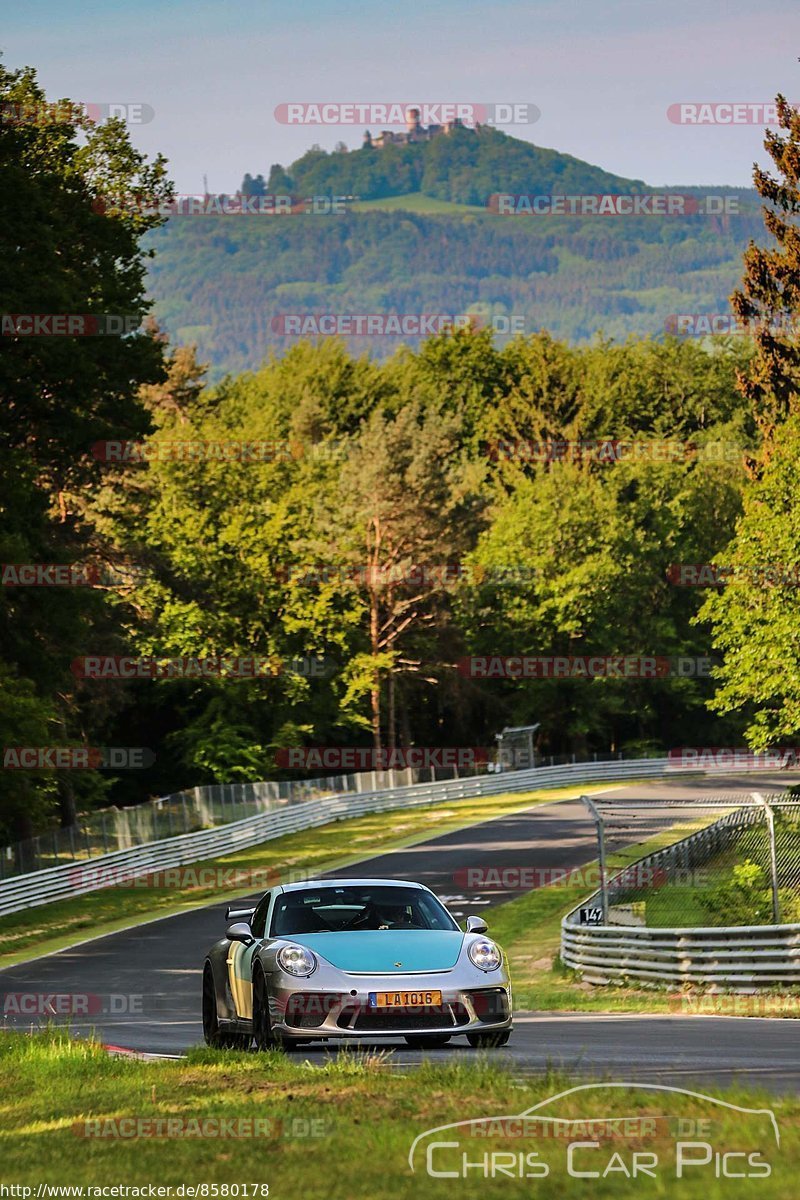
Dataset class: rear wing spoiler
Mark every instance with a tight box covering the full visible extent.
[225,905,255,922]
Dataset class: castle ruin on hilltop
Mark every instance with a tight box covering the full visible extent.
[363,107,467,149]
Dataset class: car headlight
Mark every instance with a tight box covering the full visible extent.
[277,945,317,976]
[468,937,502,972]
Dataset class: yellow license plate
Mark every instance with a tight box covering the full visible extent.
[369,990,443,1008]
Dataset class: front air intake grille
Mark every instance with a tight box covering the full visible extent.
[285,993,339,1029]
[468,988,510,1023]
[339,1003,470,1032]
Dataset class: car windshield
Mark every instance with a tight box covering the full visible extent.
[270,884,459,936]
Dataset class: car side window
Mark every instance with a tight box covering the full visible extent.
[249,891,272,939]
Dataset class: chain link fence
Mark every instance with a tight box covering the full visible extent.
[580,793,800,928]
[0,747,640,880]
[0,765,486,880]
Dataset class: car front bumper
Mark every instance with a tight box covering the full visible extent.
[267,968,512,1040]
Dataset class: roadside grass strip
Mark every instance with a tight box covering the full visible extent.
[0,1032,796,1196]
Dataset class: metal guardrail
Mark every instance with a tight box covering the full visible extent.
[0,756,691,917]
[561,921,800,986]
[561,797,800,987]
[1,754,791,919]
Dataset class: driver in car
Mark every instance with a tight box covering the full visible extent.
[373,901,416,929]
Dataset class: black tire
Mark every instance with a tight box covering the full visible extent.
[252,967,281,1051]
[404,1035,452,1049]
[203,963,250,1049]
[466,1028,511,1049]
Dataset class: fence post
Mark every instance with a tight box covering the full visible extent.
[580,794,608,925]
[752,792,780,924]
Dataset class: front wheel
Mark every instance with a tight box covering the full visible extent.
[467,1029,511,1049]
[203,963,250,1049]
[404,1035,451,1049]
[253,967,281,1051]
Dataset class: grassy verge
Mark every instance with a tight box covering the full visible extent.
[0,1032,795,1196]
[349,191,487,214]
[0,782,617,968]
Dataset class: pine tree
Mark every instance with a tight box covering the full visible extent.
[730,95,800,437]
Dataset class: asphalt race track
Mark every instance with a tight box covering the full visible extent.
[1,773,798,1092]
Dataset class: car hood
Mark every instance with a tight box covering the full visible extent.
[285,930,465,973]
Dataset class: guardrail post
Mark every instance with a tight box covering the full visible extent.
[752,792,781,924]
[580,794,608,924]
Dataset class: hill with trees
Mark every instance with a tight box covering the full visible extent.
[261,124,647,206]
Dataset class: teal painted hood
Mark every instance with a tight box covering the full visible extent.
[287,930,465,973]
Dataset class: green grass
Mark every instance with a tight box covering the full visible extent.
[349,191,487,214]
[645,884,711,928]
[0,782,619,968]
[0,1031,796,1196]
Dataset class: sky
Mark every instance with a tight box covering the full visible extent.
[3,0,800,192]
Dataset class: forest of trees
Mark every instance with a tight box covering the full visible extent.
[146,202,764,380]
[3,61,800,847]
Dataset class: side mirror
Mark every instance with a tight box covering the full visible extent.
[227,922,255,946]
[466,915,488,934]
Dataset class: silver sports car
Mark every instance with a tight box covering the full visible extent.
[202,878,512,1050]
